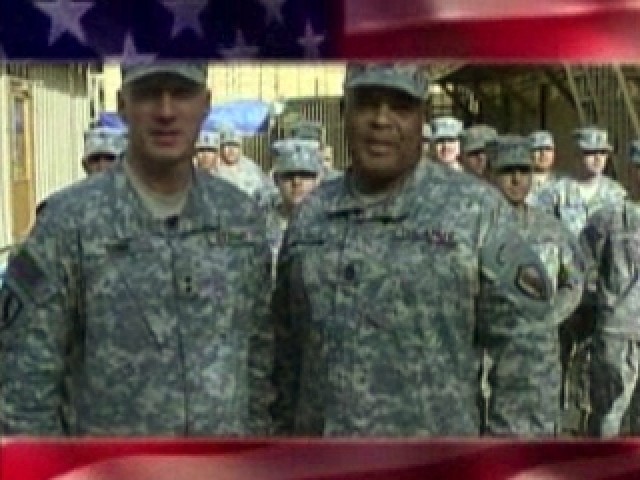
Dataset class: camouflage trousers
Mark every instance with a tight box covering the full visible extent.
[587,334,640,437]
[484,332,561,436]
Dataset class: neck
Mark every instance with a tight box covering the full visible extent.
[126,152,193,195]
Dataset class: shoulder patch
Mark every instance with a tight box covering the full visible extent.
[5,248,54,303]
[0,286,22,329]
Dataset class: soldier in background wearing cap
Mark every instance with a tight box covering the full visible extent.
[194,129,220,174]
[270,63,555,436]
[82,126,127,175]
[580,139,640,437]
[526,130,560,205]
[482,135,585,436]
[460,124,497,179]
[534,126,627,434]
[430,115,464,171]
[266,140,322,281]
[0,63,273,436]
[291,119,342,182]
[216,123,276,206]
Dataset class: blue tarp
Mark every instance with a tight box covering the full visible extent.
[98,100,271,136]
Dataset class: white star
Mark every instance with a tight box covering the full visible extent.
[34,0,93,46]
[297,19,325,59]
[116,32,156,66]
[160,0,207,39]
[219,29,260,59]
[256,0,286,25]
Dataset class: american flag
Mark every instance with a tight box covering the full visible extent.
[1,0,640,61]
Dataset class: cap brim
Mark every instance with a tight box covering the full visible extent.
[578,142,613,152]
[346,77,424,100]
[122,65,205,86]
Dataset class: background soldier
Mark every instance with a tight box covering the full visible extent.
[270,63,553,436]
[0,63,273,436]
[460,124,498,178]
[194,129,220,174]
[82,126,126,176]
[430,115,464,171]
[291,119,341,182]
[484,135,585,436]
[581,139,640,437]
[526,130,559,204]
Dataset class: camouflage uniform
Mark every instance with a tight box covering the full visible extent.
[271,158,553,436]
[482,136,585,436]
[0,160,273,434]
[525,130,559,205]
[581,140,640,437]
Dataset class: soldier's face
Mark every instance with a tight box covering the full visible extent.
[582,150,608,176]
[531,147,554,172]
[118,74,210,168]
[195,149,218,171]
[276,172,319,207]
[83,153,116,175]
[492,166,532,206]
[221,144,241,165]
[462,150,488,177]
[434,139,460,166]
[345,86,424,188]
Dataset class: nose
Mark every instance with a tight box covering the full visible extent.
[371,101,393,127]
[156,91,176,118]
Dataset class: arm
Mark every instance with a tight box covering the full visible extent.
[0,207,74,435]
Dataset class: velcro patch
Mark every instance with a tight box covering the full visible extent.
[5,248,55,304]
[0,286,23,329]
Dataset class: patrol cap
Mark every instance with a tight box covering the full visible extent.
[344,63,429,100]
[528,130,554,150]
[271,138,320,156]
[291,120,325,144]
[431,116,463,141]
[121,62,207,86]
[218,124,243,146]
[630,139,640,165]
[573,126,612,152]
[195,130,220,150]
[422,123,432,141]
[83,126,126,159]
[462,124,497,153]
[487,135,532,171]
[273,143,322,175]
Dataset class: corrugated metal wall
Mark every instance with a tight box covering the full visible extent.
[0,64,90,250]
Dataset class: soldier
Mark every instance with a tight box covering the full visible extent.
[0,63,273,436]
[270,63,554,436]
[266,141,322,280]
[82,126,126,175]
[194,129,220,174]
[291,119,341,182]
[460,124,498,178]
[484,135,585,436]
[215,124,276,203]
[430,115,464,171]
[581,139,640,437]
[526,130,560,204]
[535,126,627,434]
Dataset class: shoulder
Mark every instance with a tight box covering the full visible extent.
[196,171,266,222]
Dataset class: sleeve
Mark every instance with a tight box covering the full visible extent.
[246,209,277,435]
[0,207,75,435]
[476,206,557,436]
[551,228,587,325]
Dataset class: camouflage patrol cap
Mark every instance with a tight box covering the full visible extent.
[195,130,220,150]
[121,62,207,86]
[431,116,463,141]
[83,126,126,159]
[462,124,497,153]
[273,142,322,175]
[344,63,429,100]
[291,120,326,144]
[271,138,320,156]
[630,139,640,165]
[487,135,532,171]
[528,130,554,150]
[218,124,243,146]
[573,126,612,152]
